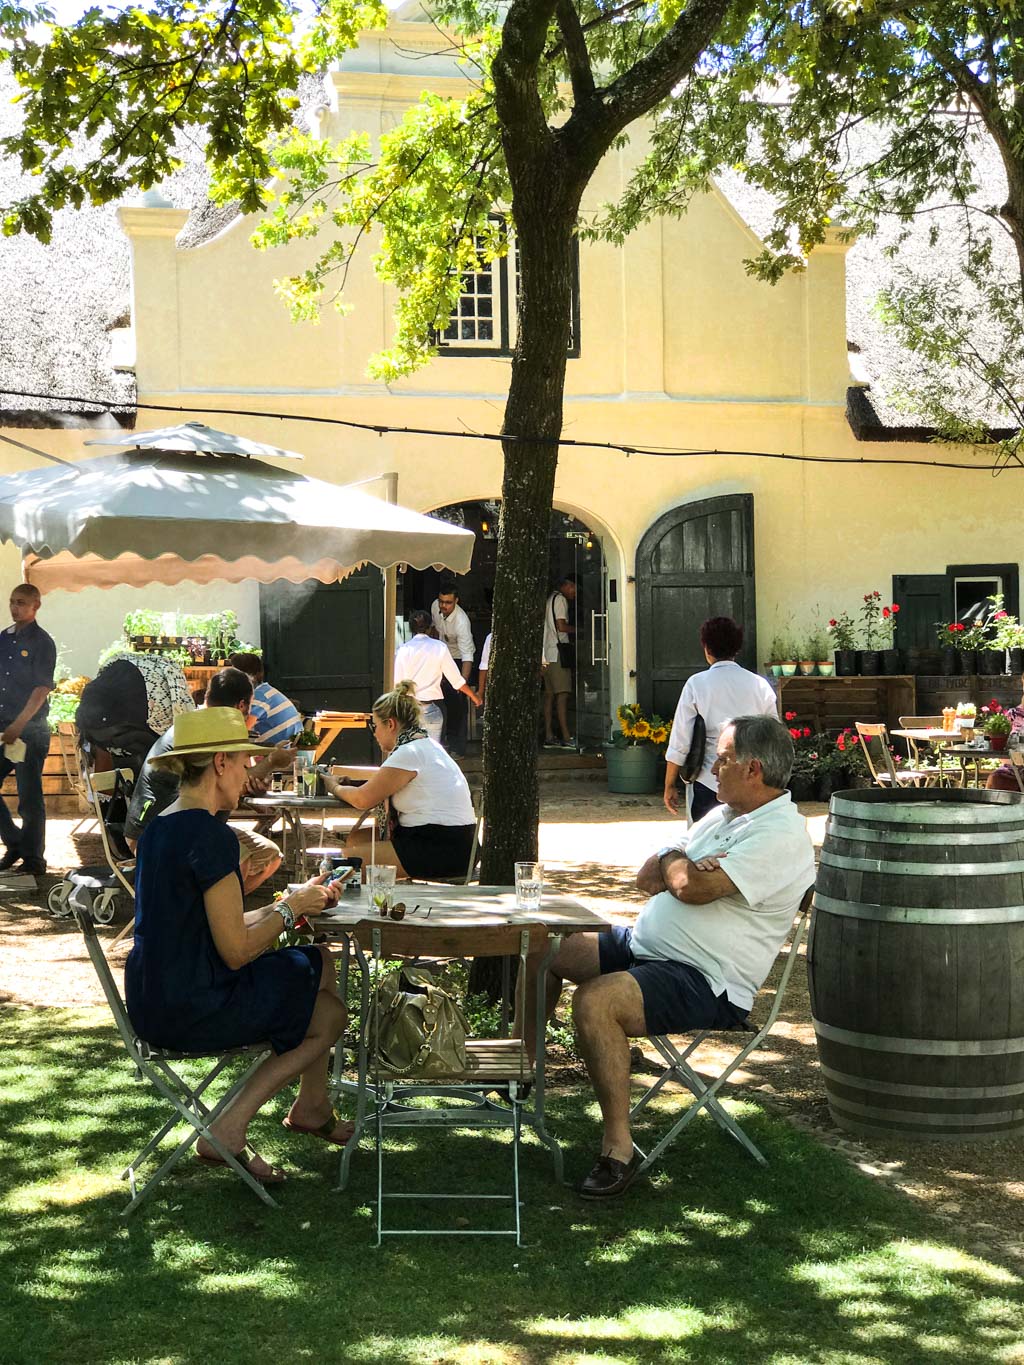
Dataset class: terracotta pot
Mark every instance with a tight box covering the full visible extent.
[780,662,797,676]
[816,661,835,677]
[798,661,817,676]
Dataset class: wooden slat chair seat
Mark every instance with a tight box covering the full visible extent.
[856,722,935,788]
[73,905,274,1216]
[629,887,814,1173]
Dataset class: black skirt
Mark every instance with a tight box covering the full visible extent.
[390,822,476,879]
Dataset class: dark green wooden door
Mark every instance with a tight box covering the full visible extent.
[891,574,951,650]
[259,568,383,763]
[636,494,756,720]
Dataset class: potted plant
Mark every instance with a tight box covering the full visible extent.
[827,612,857,676]
[982,702,1012,752]
[605,703,669,793]
[766,633,788,678]
[936,620,966,676]
[805,629,832,677]
[784,713,817,801]
[979,596,1012,676]
[994,613,1024,675]
[876,601,901,674]
[955,700,977,739]
[833,726,869,788]
[956,620,986,675]
[797,633,818,676]
[857,591,885,675]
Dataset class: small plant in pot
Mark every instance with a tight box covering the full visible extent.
[994,615,1024,676]
[982,702,1012,751]
[936,620,966,675]
[827,613,857,676]
[805,629,832,677]
[784,712,816,801]
[766,633,789,678]
[877,601,901,674]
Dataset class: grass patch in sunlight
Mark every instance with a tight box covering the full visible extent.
[1,1006,1022,1365]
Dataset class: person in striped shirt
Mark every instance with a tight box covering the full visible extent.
[229,652,302,746]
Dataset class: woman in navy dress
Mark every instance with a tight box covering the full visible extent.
[125,707,351,1185]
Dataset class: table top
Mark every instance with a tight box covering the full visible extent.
[891,728,958,741]
[317,884,610,934]
[945,743,1012,757]
[248,793,346,811]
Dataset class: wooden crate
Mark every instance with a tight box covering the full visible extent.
[0,733,83,816]
[774,675,916,733]
[917,674,1022,716]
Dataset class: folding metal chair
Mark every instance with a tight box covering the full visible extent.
[856,722,934,788]
[412,796,483,886]
[348,917,543,1246]
[630,886,814,1173]
[73,904,275,1216]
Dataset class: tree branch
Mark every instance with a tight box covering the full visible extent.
[562,0,732,161]
[491,0,560,176]
[554,0,595,104]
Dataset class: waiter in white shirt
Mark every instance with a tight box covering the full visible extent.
[431,580,476,756]
[664,616,778,824]
[395,611,480,743]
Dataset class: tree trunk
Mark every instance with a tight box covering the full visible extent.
[472,171,579,995]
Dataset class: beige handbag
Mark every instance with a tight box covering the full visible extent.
[370,966,474,1077]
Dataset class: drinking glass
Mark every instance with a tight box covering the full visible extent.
[301,766,318,798]
[514,861,543,913]
[368,864,397,914]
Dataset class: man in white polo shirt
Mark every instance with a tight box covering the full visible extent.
[523,714,814,1199]
[431,580,475,756]
[394,610,480,743]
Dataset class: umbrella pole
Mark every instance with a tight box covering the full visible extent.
[382,473,398,694]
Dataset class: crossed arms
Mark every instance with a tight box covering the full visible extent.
[636,848,738,904]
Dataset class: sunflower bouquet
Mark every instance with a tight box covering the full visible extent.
[611,703,670,749]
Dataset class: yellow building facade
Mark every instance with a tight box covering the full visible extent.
[0,7,1010,727]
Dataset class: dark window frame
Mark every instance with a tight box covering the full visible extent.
[436,219,581,360]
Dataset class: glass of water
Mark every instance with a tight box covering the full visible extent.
[368,863,397,914]
[515,861,543,913]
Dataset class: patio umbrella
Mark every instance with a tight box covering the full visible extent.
[0,424,474,593]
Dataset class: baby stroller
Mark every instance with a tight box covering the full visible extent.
[48,766,136,930]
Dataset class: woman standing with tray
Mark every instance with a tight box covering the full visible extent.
[322,680,476,880]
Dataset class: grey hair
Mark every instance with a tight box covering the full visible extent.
[727,715,794,789]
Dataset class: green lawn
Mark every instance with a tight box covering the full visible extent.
[1,1007,1021,1365]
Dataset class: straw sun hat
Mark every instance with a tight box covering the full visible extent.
[149,706,266,767]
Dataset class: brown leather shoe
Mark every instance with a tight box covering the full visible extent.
[577,1152,642,1199]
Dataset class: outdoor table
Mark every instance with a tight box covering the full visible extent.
[246,793,359,877]
[944,743,1024,793]
[319,883,611,1187]
[313,710,372,761]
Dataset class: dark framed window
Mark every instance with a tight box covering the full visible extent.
[893,562,1019,649]
[437,218,581,359]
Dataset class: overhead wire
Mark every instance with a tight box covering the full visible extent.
[0,386,1019,473]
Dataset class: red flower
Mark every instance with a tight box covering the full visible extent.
[788,727,800,739]
[892,604,900,613]
[850,735,859,744]
[837,736,846,751]
[829,619,837,627]
[994,610,1008,620]
[784,711,797,721]
[864,594,871,601]
[874,590,881,598]
[882,607,891,618]
[802,726,812,737]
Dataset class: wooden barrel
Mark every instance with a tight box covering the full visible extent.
[809,787,1024,1141]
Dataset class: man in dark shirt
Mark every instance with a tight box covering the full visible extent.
[0,583,57,876]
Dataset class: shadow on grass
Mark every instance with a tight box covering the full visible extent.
[0,1008,1021,1365]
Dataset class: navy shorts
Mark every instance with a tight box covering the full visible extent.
[597,925,749,1036]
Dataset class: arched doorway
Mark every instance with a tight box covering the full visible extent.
[636,493,756,719]
[401,500,610,751]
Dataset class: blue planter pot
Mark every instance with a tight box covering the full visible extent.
[604,744,659,794]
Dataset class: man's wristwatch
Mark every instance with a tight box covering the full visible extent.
[277,901,295,932]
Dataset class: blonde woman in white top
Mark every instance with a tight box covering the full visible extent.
[323,680,476,879]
